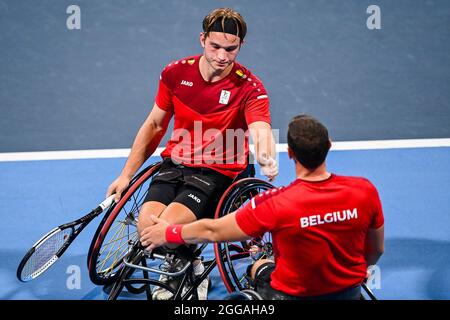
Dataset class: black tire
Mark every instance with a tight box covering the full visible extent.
[87,162,161,285]
[224,289,263,300]
[213,178,274,293]
[107,251,141,300]
[107,243,181,300]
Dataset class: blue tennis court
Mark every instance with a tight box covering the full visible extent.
[1,0,449,300]
[1,146,449,299]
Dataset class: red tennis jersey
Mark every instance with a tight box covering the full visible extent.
[236,174,384,297]
[155,55,271,178]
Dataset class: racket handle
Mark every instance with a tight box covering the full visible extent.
[98,194,116,211]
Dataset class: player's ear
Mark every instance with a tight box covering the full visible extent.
[287,147,298,163]
[287,147,293,159]
[200,32,206,48]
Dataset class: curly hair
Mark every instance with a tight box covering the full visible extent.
[202,8,247,42]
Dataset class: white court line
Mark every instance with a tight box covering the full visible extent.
[0,138,449,162]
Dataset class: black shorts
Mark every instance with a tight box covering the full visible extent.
[253,262,362,300]
[143,158,233,220]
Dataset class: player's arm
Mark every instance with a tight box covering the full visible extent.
[364,225,384,266]
[140,212,251,250]
[248,121,276,162]
[248,121,278,180]
[182,212,250,243]
[120,103,171,178]
[107,103,172,201]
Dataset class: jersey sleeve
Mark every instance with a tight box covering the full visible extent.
[155,64,176,112]
[235,189,279,237]
[244,77,271,125]
[367,183,384,229]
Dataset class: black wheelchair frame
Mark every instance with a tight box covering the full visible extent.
[87,160,377,300]
[87,160,275,300]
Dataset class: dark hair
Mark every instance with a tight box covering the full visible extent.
[202,8,247,42]
[287,114,331,170]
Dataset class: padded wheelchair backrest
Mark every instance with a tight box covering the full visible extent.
[234,163,255,181]
[233,153,256,181]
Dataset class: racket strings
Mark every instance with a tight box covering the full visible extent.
[21,228,72,280]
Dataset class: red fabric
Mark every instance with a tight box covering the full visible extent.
[154,55,271,178]
[155,80,173,112]
[165,224,185,244]
[235,174,384,297]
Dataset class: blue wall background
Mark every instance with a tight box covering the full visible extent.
[1,0,449,152]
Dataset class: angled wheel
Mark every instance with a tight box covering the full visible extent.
[224,289,264,300]
[107,248,144,300]
[87,162,161,285]
[213,178,274,293]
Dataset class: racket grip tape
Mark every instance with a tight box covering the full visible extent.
[98,194,116,211]
[91,194,116,214]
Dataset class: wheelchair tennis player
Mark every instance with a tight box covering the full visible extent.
[106,8,278,300]
[141,114,385,300]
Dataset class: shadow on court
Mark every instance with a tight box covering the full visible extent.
[0,250,99,300]
[2,238,450,300]
[0,246,227,300]
[382,238,450,300]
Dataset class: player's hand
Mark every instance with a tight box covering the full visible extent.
[106,175,132,203]
[259,155,278,181]
[140,215,169,250]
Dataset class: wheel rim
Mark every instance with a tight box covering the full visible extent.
[214,179,274,292]
[225,232,273,291]
[88,163,160,284]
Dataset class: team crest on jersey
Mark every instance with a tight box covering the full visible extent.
[187,58,195,65]
[219,90,231,104]
[235,69,247,79]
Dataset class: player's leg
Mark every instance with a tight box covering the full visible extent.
[249,258,274,280]
[136,201,167,237]
[247,259,294,300]
[150,189,213,300]
[138,184,199,300]
[136,159,184,237]
[248,260,362,300]
[158,202,197,224]
[152,169,232,300]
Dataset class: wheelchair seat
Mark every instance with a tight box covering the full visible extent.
[87,160,274,300]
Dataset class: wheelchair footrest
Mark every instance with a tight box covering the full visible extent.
[123,251,192,277]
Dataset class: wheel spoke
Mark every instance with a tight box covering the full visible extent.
[98,223,127,272]
[99,222,127,256]
[215,180,274,292]
[89,164,160,285]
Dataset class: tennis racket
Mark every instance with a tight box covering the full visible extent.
[17,194,116,282]
[361,281,377,300]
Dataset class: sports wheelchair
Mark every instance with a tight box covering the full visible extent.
[86,161,275,300]
[223,283,378,300]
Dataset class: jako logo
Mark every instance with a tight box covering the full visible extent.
[188,194,201,203]
[181,80,193,87]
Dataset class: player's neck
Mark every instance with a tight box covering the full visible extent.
[199,55,234,83]
[295,162,331,182]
